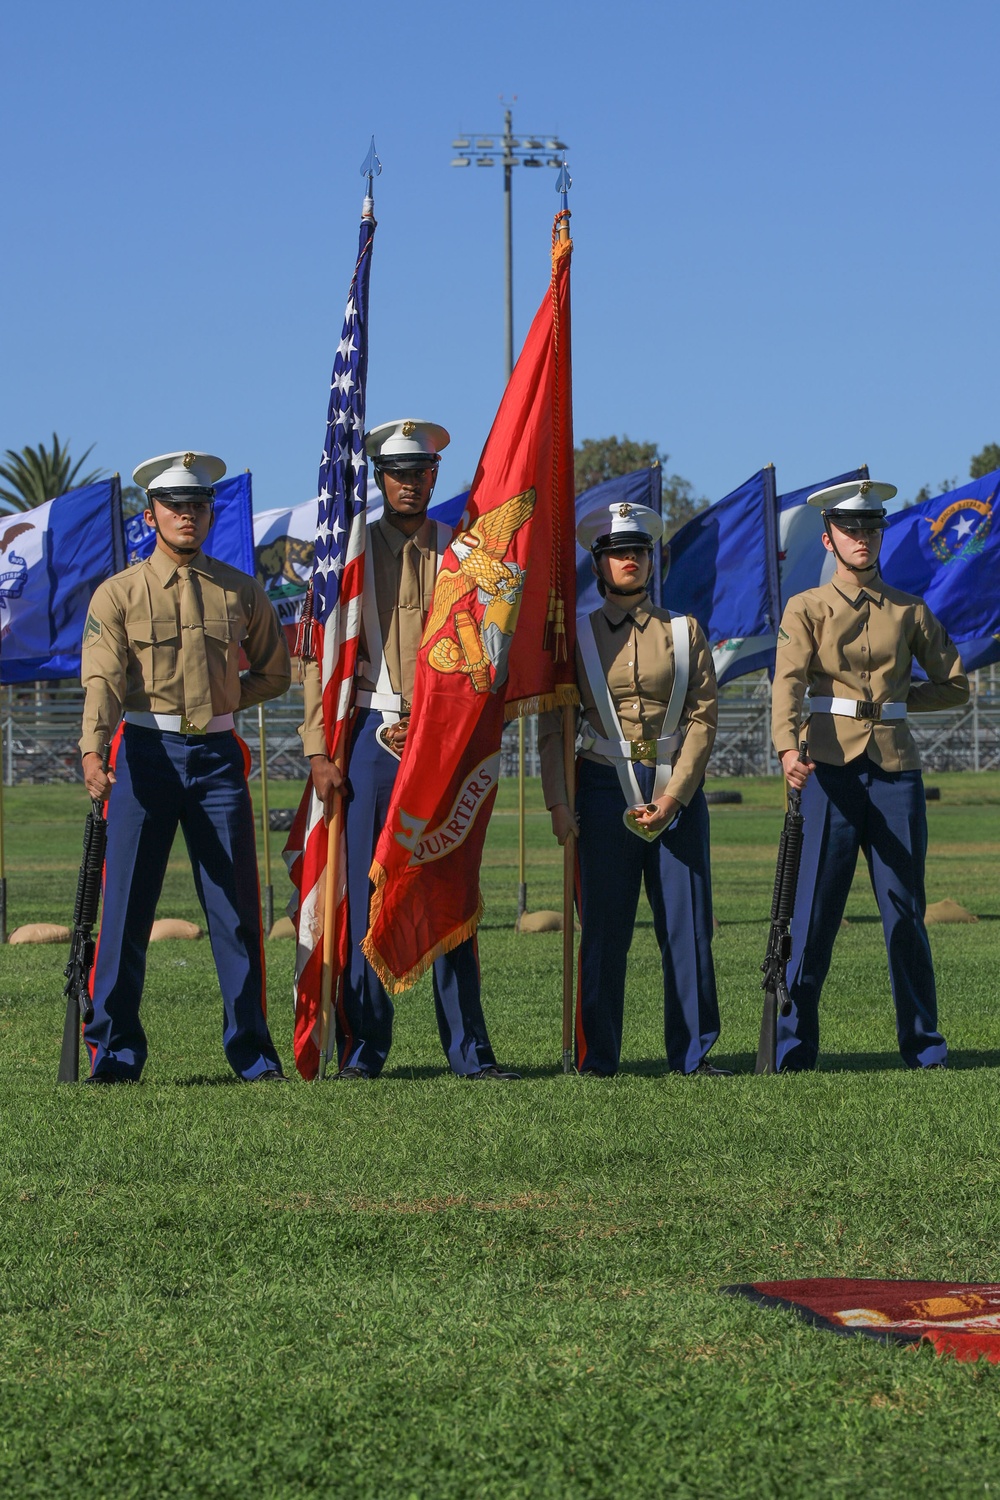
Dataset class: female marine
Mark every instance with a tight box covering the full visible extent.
[540,502,727,1077]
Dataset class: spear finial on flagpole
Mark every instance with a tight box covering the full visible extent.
[556,159,572,242]
[361,136,381,218]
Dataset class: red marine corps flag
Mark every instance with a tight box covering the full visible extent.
[362,207,577,991]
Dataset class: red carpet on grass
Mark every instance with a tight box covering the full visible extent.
[724,1279,1000,1362]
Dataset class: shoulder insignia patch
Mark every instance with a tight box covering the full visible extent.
[83,614,102,646]
[777,625,790,644]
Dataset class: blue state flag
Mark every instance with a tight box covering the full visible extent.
[0,478,125,683]
[430,488,471,530]
[434,467,664,619]
[881,471,1000,671]
[712,466,868,684]
[125,471,255,573]
[661,468,779,680]
[574,467,664,615]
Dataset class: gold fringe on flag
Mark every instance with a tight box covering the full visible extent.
[504,681,579,723]
[362,857,485,994]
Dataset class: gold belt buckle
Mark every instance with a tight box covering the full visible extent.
[630,738,656,761]
[179,715,207,735]
[854,701,881,723]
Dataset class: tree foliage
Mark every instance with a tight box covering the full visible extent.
[970,443,1000,480]
[0,434,105,513]
[574,435,662,495]
[573,434,708,540]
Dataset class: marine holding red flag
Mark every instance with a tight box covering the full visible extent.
[363,212,577,991]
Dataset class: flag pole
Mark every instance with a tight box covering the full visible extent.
[317,757,346,1079]
[517,719,527,924]
[561,706,576,1074]
[0,699,7,945]
[257,703,274,937]
[556,166,575,1074]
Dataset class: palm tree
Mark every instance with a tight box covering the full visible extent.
[0,433,105,513]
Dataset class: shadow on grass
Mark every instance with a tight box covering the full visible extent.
[738,1049,1000,1073]
[174,1074,243,1087]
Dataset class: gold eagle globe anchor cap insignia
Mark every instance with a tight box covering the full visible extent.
[577,501,664,557]
[365,419,450,471]
[807,478,896,532]
[133,451,227,494]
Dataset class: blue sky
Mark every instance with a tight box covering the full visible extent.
[3,0,998,513]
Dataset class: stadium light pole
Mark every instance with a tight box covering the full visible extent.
[451,109,570,925]
[451,110,569,386]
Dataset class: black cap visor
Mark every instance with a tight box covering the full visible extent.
[149,487,216,505]
[374,454,440,473]
[592,531,655,555]
[823,509,888,532]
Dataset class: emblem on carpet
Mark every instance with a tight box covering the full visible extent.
[723,1279,1000,1362]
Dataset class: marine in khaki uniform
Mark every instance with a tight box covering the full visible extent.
[300,419,518,1081]
[772,479,969,1071]
[539,502,728,1077]
[80,451,290,1083]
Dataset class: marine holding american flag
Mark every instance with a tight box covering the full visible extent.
[299,419,520,1082]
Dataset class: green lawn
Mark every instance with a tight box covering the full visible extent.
[1,773,999,1497]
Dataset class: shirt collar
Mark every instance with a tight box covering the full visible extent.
[147,545,211,586]
[601,592,652,630]
[376,511,435,557]
[831,574,885,609]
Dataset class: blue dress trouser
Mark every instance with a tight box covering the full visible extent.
[337,709,497,1077]
[575,758,720,1075]
[777,754,946,1071]
[86,725,283,1081]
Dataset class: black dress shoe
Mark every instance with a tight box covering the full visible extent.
[687,1059,734,1077]
[84,1072,134,1085]
[252,1068,288,1082]
[337,1065,374,1080]
[578,1067,614,1078]
[467,1064,521,1081]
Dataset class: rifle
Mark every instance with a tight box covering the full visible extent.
[58,746,110,1082]
[755,741,808,1076]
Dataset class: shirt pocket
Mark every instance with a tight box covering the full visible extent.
[203,611,241,699]
[127,616,180,688]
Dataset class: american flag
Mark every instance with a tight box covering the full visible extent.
[285,210,375,1079]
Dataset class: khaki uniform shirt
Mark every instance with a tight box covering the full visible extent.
[298,513,447,758]
[771,575,969,771]
[539,595,718,809]
[80,546,291,757]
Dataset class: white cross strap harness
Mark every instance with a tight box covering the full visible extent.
[806,695,907,723]
[576,610,690,838]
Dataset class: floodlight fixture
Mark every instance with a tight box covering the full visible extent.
[451,157,471,167]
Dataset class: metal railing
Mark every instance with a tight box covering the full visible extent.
[3,670,998,784]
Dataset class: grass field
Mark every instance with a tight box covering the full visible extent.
[1,772,999,1497]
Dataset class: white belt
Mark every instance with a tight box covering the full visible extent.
[125,711,235,734]
[579,728,682,763]
[807,696,906,723]
[355,689,405,713]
